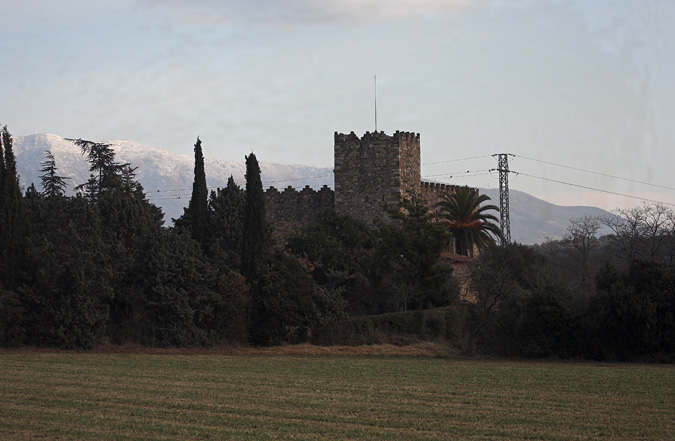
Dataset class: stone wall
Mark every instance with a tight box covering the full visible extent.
[265,184,333,230]
[334,130,421,224]
[418,181,458,213]
[263,131,469,233]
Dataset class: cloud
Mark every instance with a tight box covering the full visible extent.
[140,0,476,26]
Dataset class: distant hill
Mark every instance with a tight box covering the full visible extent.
[13,134,333,222]
[14,134,610,244]
[479,188,611,244]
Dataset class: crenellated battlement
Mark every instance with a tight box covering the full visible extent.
[333,130,420,143]
[263,130,460,230]
[419,181,460,214]
[420,181,454,191]
[265,184,334,229]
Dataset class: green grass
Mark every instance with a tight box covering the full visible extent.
[0,352,673,440]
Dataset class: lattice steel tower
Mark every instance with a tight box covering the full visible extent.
[496,154,511,244]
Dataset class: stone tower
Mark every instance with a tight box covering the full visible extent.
[333,130,421,223]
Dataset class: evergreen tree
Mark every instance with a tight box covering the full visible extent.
[186,137,209,248]
[208,176,245,271]
[39,150,69,198]
[241,153,268,282]
[79,174,99,200]
[94,161,164,343]
[0,126,27,290]
[97,177,164,251]
[0,283,24,346]
[376,197,458,311]
[286,211,375,314]
[22,194,113,349]
[62,136,163,345]
[125,229,214,347]
[69,138,126,198]
[120,164,140,191]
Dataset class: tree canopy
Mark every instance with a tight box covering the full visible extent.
[186,137,209,249]
[436,186,501,256]
[0,126,27,290]
[241,153,268,283]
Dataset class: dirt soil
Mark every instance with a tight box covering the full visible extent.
[2,341,463,357]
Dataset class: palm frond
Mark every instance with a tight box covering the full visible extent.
[435,186,501,256]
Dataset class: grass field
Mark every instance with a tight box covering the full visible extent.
[0,349,673,440]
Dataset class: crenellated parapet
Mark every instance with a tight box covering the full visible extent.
[420,181,455,192]
[265,184,334,228]
[262,130,466,236]
[418,181,459,214]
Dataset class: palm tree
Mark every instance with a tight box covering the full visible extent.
[435,186,501,257]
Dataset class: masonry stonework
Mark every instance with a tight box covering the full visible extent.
[333,131,421,223]
[264,184,333,229]
[264,130,463,228]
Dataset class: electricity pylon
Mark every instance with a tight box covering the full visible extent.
[494,154,511,245]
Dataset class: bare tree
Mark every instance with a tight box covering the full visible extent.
[387,279,419,312]
[636,203,672,261]
[463,257,518,352]
[601,206,645,263]
[664,209,675,264]
[563,216,601,292]
[461,244,546,352]
[601,203,675,264]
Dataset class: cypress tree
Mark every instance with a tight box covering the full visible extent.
[241,153,268,283]
[186,137,209,248]
[0,126,27,290]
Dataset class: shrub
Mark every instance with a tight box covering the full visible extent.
[311,307,458,346]
[0,287,24,346]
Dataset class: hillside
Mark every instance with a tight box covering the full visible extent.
[14,134,610,244]
[480,188,611,244]
[14,134,333,222]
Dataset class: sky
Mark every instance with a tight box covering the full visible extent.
[1,0,674,211]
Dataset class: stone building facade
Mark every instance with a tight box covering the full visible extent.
[264,130,460,228]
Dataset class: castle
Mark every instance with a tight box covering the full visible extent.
[265,130,458,228]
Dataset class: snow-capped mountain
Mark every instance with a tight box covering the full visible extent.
[13,134,610,243]
[13,134,333,222]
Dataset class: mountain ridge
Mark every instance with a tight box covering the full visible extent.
[13,133,610,244]
[14,134,333,222]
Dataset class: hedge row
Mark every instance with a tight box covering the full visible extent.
[310,306,464,346]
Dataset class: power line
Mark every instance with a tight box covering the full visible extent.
[422,155,492,166]
[147,181,334,199]
[424,169,492,178]
[511,170,675,207]
[421,172,492,181]
[146,192,191,199]
[145,174,333,195]
[149,188,191,193]
[515,154,675,192]
[262,174,333,186]
[147,196,189,201]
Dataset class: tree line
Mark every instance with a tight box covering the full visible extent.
[0,128,466,348]
[1,125,673,361]
[463,206,675,362]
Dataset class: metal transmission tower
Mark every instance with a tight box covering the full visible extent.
[495,154,511,244]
